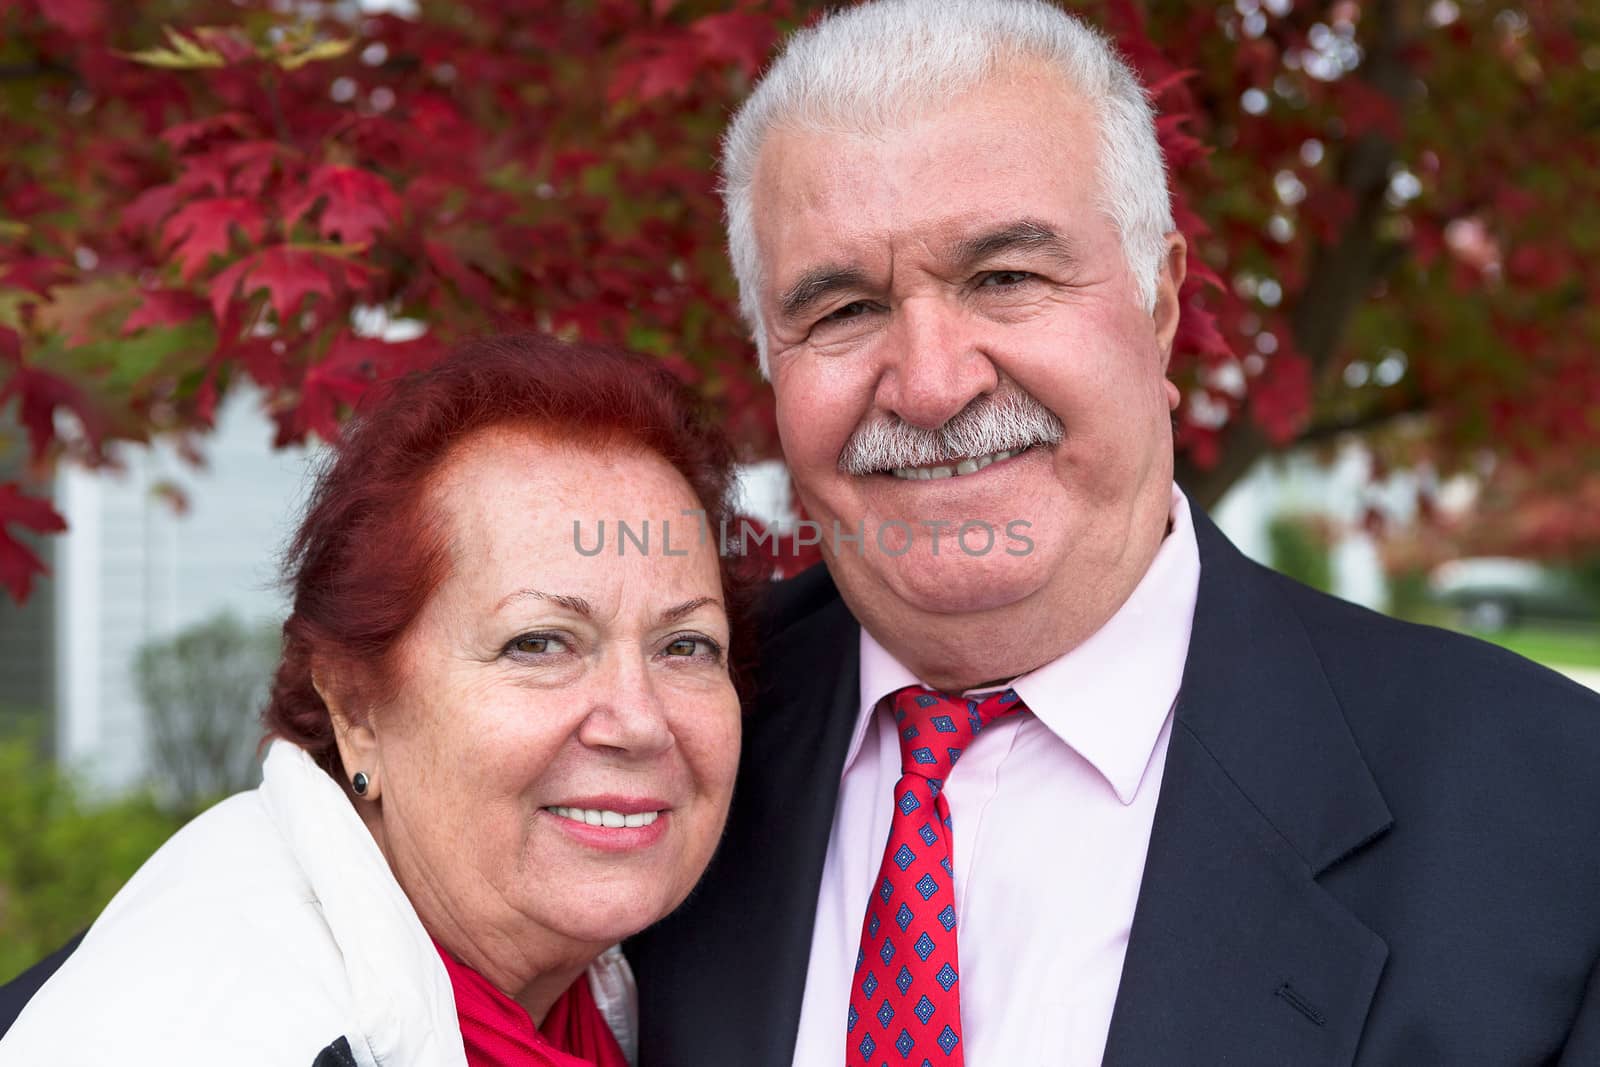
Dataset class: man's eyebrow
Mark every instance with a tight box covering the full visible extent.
[658,596,721,625]
[951,219,1079,271]
[495,588,593,616]
[778,265,870,324]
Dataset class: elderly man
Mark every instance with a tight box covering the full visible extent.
[626,1,1600,1065]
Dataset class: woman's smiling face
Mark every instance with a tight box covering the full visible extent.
[337,424,740,984]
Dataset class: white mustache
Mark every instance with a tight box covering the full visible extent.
[838,389,1064,475]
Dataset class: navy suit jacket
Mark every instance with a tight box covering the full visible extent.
[625,511,1600,1065]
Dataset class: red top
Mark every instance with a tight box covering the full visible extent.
[435,942,632,1067]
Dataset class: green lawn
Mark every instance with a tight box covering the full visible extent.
[1470,625,1600,670]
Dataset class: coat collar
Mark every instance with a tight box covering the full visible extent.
[1102,508,1392,1065]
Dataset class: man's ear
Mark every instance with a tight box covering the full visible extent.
[314,661,382,799]
[1152,231,1188,372]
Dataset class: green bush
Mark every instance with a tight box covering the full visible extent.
[1386,567,1441,623]
[135,612,277,809]
[1266,513,1334,592]
[0,737,186,983]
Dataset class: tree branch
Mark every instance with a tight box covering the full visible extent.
[1296,396,1427,446]
[0,61,74,82]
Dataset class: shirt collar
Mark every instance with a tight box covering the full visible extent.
[849,485,1201,805]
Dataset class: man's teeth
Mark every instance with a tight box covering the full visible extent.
[546,806,660,828]
[890,448,1016,481]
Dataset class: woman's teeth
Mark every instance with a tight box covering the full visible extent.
[547,806,660,828]
[890,448,1015,481]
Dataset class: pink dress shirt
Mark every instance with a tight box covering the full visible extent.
[790,487,1200,1066]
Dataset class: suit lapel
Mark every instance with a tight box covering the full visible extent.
[1103,512,1392,1066]
[630,575,861,1067]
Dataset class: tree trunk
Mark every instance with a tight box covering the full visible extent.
[1178,0,1412,513]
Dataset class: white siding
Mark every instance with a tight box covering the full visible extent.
[54,387,318,792]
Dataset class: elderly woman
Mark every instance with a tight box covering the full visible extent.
[0,334,755,1066]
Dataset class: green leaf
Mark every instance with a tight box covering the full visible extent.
[100,320,216,391]
[121,27,227,70]
[276,37,355,71]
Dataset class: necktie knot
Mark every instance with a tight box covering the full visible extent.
[888,685,1025,781]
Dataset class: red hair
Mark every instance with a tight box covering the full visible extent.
[263,332,758,780]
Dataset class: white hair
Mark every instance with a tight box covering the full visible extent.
[721,0,1175,377]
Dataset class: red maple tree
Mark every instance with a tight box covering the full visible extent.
[2,0,1596,598]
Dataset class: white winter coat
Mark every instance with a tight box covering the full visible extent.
[0,741,636,1066]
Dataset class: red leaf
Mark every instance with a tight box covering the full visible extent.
[209,246,338,323]
[0,362,110,460]
[425,238,498,304]
[120,184,184,238]
[1506,244,1569,290]
[227,337,292,390]
[0,254,71,296]
[38,0,105,37]
[160,198,269,281]
[691,13,777,77]
[218,141,290,198]
[122,289,210,335]
[0,483,66,604]
[1249,350,1312,445]
[609,32,702,102]
[149,480,191,516]
[159,112,257,152]
[1334,78,1403,141]
[1301,186,1356,243]
[0,482,66,534]
[283,165,404,246]
[1175,422,1222,470]
[295,331,441,441]
[1173,298,1232,362]
[207,257,255,324]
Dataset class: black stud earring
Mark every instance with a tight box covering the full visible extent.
[352,771,370,796]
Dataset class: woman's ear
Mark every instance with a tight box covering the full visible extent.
[315,661,382,800]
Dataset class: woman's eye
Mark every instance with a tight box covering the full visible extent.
[979,270,1034,287]
[662,634,722,659]
[507,633,563,656]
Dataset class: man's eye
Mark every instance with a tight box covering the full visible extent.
[979,270,1034,287]
[819,300,873,324]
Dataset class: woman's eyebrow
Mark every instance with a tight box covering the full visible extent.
[495,588,594,616]
[657,596,722,624]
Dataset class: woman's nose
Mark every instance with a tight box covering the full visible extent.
[575,659,676,758]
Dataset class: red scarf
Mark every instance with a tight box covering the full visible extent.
[435,942,631,1067]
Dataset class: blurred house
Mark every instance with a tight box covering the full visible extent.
[0,388,314,793]
[1211,442,1409,611]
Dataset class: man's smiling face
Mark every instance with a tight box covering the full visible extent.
[751,63,1185,657]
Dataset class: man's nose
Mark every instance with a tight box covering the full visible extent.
[576,656,675,759]
[874,297,998,429]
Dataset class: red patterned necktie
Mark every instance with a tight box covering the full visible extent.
[845,686,1026,1067]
